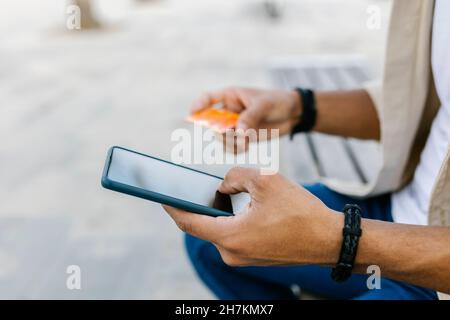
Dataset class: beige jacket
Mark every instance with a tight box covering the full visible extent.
[325,0,449,229]
[323,0,449,299]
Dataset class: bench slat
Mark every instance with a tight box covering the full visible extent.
[269,56,380,184]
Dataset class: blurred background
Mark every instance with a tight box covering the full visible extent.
[0,0,390,299]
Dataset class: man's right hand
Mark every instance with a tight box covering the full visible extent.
[191,87,302,137]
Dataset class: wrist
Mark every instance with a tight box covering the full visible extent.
[305,208,343,266]
[289,89,317,137]
[288,89,302,128]
[331,205,363,282]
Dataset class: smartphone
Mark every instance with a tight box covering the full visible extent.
[101,146,250,217]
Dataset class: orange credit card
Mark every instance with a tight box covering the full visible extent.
[186,107,239,133]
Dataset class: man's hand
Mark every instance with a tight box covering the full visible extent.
[192,87,302,136]
[192,87,381,142]
[163,167,342,267]
[163,167,450,293]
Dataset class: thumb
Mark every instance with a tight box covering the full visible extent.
[219,167,260,195]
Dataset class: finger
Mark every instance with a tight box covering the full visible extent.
[217,130,250,155]
[216,246,288,267]
[223,94,244,113]
[258,119,292,133]
[162,205,233,241]
[248,120,290,140]
[191,90,226,113]
[215,247,261,266]
[217,125,282,153]
[236,101,270,130]
[219,167,260,195]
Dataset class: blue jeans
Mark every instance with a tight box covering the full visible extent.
[185,183,438,300]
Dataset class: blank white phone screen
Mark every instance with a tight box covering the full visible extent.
[107,148,249,214]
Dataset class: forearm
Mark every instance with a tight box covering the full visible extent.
[322,213,450,293]
[356,219,450,293]
[308,89,380,140]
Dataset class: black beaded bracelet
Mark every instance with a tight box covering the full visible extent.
[290,88,317,140]
[331,204,363,283]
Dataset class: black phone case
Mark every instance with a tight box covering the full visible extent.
[101,146,234,217]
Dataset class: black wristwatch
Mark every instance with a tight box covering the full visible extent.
[290,88,317,139]
[331,204,363,283]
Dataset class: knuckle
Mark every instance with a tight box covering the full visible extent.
[220,251,241,267]
[176,220,191,234]
[220,234,249,257]
[221,236,242,254]
[223,172,232,184]
[253,174,271,188]
[175,221,186,233]
[224,167,241,180]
